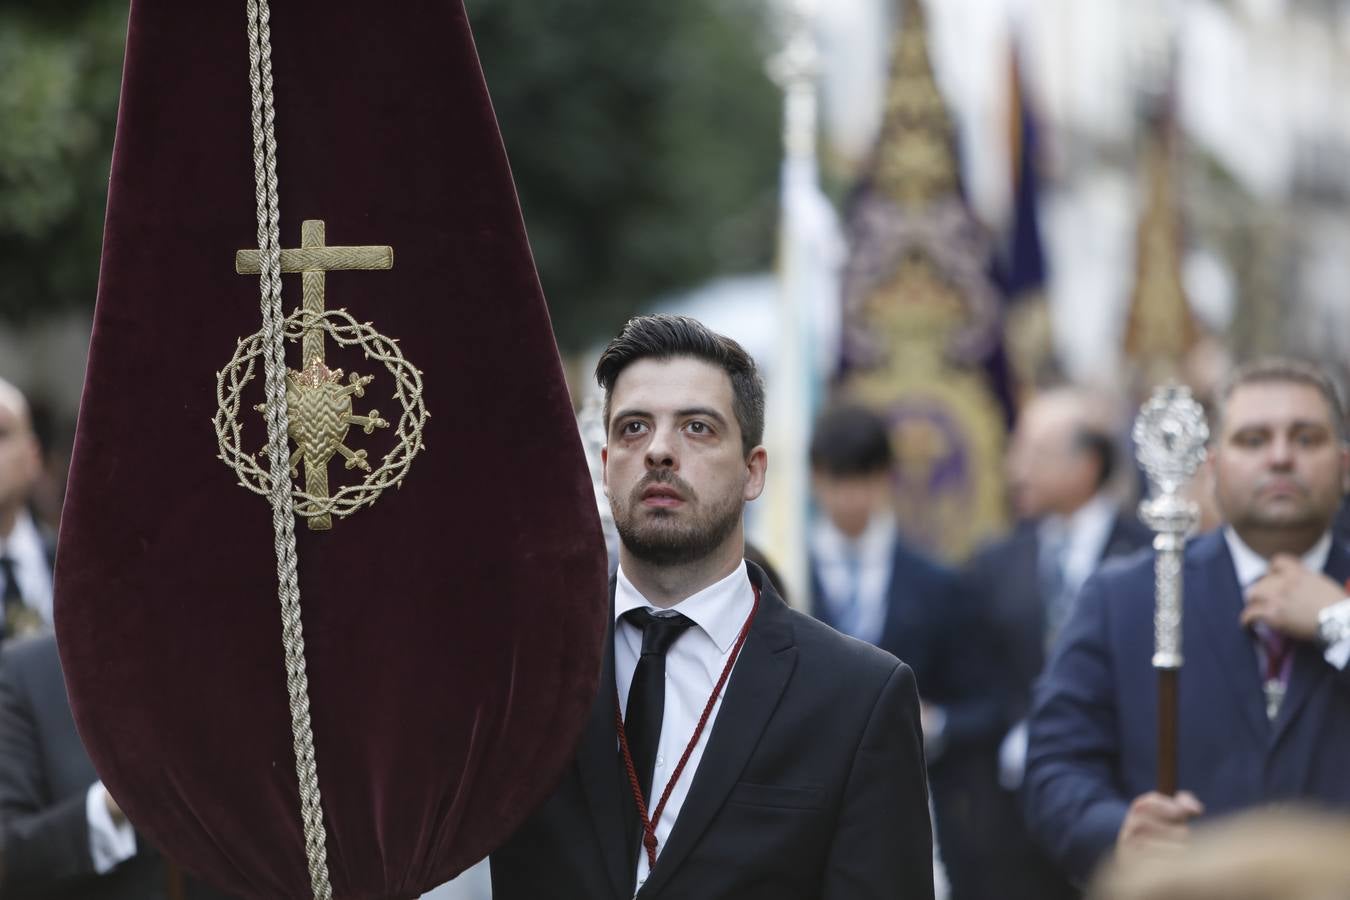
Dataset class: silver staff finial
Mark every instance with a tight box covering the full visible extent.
[1133,382,1208,671]
[1133,383,1208,500]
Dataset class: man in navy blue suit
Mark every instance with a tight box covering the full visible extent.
[1025,358,1350,887]
[807,404,1001,900]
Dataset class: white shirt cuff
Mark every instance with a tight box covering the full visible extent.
[86,781,137,874]
[1325,638,1350,671]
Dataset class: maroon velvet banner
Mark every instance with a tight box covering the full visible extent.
[54,2,608,897]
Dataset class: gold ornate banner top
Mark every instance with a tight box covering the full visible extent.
[873,0,960,208]
[1124,121,1199,380]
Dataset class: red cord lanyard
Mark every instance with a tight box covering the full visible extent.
[614,581,761,869]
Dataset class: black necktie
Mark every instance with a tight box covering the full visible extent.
[622,608,695,807]
[0,556,23,640]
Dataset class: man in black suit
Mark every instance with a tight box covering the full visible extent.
[491,315,933,900]
[0,634,233,898]
[963,387,1151,899]
[0,378,54,640]
[806,404,1001,900]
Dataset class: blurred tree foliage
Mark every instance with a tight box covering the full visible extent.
[462,0,782,348]
[0,1,126,324]
[0,1,780,351]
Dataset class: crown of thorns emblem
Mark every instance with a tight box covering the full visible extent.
[214,220,428,530]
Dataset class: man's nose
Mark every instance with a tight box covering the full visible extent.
[1268,434,1294,468]
[645,425,677,469]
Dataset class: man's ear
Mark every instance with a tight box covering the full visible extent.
[743,446,768,503]
[601,445,609,497]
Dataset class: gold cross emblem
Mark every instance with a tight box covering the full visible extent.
[220,219,426,531]
[236,219,393,371]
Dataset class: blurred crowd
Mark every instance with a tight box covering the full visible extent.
[3,350,1350,899]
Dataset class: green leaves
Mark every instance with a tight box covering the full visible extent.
[0,1,125,320]
[0,1,780,350]
[465,0,780,350]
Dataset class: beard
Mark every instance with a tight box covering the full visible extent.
[611,470,744,567]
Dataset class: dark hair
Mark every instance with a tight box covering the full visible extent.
[595,314,765,456]
[1073,427,1117,491]
[809,404,893,476]
[1216,357,1346,442]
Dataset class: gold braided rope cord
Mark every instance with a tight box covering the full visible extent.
[214,308,429,521]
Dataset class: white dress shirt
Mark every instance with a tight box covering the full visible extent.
[808,513,896,647]
[0,510,54,627]
[614,563,754,892]
[86,781,137,872]
[1223,527,1350,671]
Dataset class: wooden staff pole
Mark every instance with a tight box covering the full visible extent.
[1156,669,1179,795]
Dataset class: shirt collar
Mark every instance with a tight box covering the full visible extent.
[810,512,897,564]
[1039,492,1116,546]
[1223,526,1333,588]
[614,562,755,654]
[0,510,44,561]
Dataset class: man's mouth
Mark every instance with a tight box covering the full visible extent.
[640,484,685,506]
[1261,478,1303,497]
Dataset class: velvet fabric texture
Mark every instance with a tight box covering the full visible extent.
[53,2,608,897]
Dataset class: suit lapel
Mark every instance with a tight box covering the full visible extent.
[1191,533,1269,742]
[1270,538,1350,745]
[575,588,630,900]
[637,573,798,898]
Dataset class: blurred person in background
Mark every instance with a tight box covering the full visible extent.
[0,633,235,898]
[1088,807,1350,900]
[963,386,1151,899]
[807,403,1001,900]
[0,378,55,641]
[1024,358,1350,888]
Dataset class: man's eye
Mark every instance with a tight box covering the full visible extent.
[687,421,708,434]
[621,421,646,435]
[1233,432,1265,448]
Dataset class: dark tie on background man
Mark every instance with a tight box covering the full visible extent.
[1039,532,1072,648]
[833,549,864,639]
[0,555,24,640]
[620,609,695,866]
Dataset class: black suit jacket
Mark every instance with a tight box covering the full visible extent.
[966,513,1153,727]
[959,512,1152,900]
[0,634,232,899]
[491,562,934,900]
[810,539,1001,900]
[809,539,1002,751]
